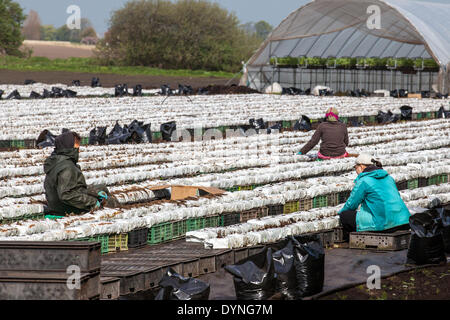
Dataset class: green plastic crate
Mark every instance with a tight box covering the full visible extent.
[172,220,187,239]
[438,174,448,184]
[186,217,205,232]
[283,201,299,214]
[204,216,220,228]
[313,195,328,208]
[407,179,419,190]
[428,176,438,186]
[152,131,162,141]
[11,140,25,148]
[81,137,89,145]
[148,222,173,244]
[88,235,109,254]
[226,186,239,192]
[282,120,292,129]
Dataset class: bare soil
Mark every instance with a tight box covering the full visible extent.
[0,69,240,89]
[319,263,450,300]
[22,40,95,59]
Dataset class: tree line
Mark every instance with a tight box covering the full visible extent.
[1,0,273,73]
[22,10,98,43]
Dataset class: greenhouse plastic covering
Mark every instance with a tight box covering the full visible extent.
[246,0,450,92]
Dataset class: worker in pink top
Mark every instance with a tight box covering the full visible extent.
[298,107,349,160]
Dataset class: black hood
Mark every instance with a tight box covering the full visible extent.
[55,131,75,150]
[44,148,80,174]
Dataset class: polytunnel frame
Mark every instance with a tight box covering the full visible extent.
[244,0,448,93]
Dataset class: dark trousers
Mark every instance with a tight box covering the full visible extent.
[339,210,357,241]
[340,210,410,241]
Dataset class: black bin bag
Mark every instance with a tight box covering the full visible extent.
[400,105,413,121]
[429,198,450,253]
[407,209,447,265]
[376,110,399,124]
[161,121,176,142]
[224,247,276,300]
[293,115,312,131]
[271,235,325,299]
[155,268,210,300]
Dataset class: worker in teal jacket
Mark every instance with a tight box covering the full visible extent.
[338,154,410,240]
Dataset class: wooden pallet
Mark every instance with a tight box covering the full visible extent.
[349,230,411,251]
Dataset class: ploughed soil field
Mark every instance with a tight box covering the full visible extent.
[319,263,450,300]
[0,69,239,90]
[22,40,95,59]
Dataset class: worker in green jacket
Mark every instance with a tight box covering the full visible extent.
[44,131,108,217]
[338,154,410,241]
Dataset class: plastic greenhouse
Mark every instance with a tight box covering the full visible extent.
[243,0,450,94]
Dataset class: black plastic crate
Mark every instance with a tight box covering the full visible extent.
[418,177,428,188]
[267,204,283,216]
[221,213,241,227]
[396,181,407,191]
[127,228,149,248]
[338,191,351,204]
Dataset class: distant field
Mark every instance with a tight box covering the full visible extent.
[22,40,95,59]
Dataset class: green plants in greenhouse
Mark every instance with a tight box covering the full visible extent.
[269,56,439,70]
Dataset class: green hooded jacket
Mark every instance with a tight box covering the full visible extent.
[339,168,411,232]
[43,148,98,215]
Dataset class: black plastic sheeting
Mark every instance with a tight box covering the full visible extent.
[199,246,418,300]
[429,199,450,254]
[6,89,21,100]
[376,110,400,124]
[282,87,311,96]
[115,84,129,97]
[36,130,56,149]
[155,268,210,300]
[400,105,413,121]
[293,115,312,131]
[104,120,152,145]
[224,247,276,300]
[161,121,177,142]
[407,209,447,265]
[437,106,450,119]
[91,77,101,88]
[270,234,325,299]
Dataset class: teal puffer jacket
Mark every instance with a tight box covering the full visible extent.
[339,168,411,232]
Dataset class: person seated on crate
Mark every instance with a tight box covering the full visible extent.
[43,131,108,218]
[338,154,411,241]
[297,107,349,160]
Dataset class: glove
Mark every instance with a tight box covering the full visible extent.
[297,152,302,155]
[97,191,108,201]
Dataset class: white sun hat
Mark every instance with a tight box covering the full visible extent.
[355,154,373,166]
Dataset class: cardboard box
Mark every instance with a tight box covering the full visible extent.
[148,185,225,201]
[407,93,422,99]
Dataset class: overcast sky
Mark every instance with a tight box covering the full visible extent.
[15,0,447,36]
